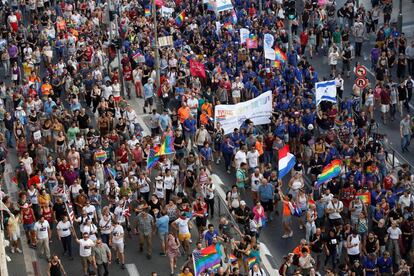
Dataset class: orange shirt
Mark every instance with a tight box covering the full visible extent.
[255,141,264,156]
[201,103,213,117]
[199,113,209,126]
[41,83,52,96]
[178,106,190,123]
[282,199,292,217]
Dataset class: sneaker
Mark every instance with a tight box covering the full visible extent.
[281,234,289,239]
[121,264,126,269]
[16,248,22,254]
[227,170,230,174]
[11,248,15,254]
[299,225,303,230]
[289,231,293,237]
[216,159,220,164]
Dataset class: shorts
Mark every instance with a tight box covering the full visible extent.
[282,215,291,224]
[178,233,191,242]
[114,96,121,102]
[80,255,94,267]
[145,97,154,107]
[10,232,21,241]
[112,242,124,253]
[158,233,167,243]
[381,104,389,113]
[260,200,274,212]
[23,223,35,232]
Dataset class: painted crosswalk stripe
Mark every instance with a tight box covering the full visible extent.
[126,263,140,276]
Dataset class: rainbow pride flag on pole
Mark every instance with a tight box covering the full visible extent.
[156,133,175,156]
[247,257,258,268]
[146,148,160,170]
[193,244,222,275]
[145,7,151,17]
[275,47,287,62]
[316,159,342,187]
[95,150,107,162]
[175,11,185,26]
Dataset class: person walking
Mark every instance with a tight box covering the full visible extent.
[48,255,67,276]
[400,114,412,153]
[135,210,155,259]
[166,233,181,276]
[56,215,73,259]
[111,220,125,269]
[93,238,111,276]
[75,232,96,276]
[34,215,51,259]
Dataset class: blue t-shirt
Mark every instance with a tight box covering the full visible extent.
[204,230,219,246]
[156,215,169,235]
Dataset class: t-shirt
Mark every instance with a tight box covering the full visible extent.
[246,150,259,168]
[56,221,71,238]
[156,215,169,235]
[34,220,50,239]
[387,226,402,240]
[79,238,95,257]
[83,205,96,221]
[112,224,124,243]
[174,217,190,235]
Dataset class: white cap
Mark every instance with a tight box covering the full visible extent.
[308,124,314,130]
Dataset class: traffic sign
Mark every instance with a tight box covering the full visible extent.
[355,77,368,89]
[355,65,367,78]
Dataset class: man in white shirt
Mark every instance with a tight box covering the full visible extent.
[75,233,96,275]
[111,220,125,269]
[398,190,414,212]
[187,93,199,118]
[326,196,343,227]
[234,146,247,169]
[56,215,73,259]
[246,147,259,170]
[82,200,97,223]
[387,221,402,263]
[34,216,51,259]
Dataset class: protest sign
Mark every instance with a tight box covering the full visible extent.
[214,91,273,134]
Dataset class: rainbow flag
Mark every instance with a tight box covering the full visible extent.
[95,150,107,162]
[175,11,185,27]
[357,192,371,205]
[273,60,281,68]
[223,22,233,32]
[146,148,160,170]
[316,159,341,187]
[193,244,222,275]
[105,167,116,178]
[132,51,142,63]
[155,133,175,156]
[145,8,151,17]
[275,47,287,62]
[247,257,258,268]
[229,254,238,263]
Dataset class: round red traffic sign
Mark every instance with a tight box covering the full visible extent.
[355,65,367,77]
[355,77,368,88]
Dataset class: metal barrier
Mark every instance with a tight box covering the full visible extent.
[214,191,243,240]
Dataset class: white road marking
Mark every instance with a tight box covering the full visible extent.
[126,263,141,276]
[259,242,280,276]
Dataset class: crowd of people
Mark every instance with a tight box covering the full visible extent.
[0,0,414,275]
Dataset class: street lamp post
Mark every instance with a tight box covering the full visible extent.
[152,0,161,91]
[397,0,403,33]
[108,0,124,96]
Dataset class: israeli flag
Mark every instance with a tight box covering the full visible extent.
[315,80,337,105]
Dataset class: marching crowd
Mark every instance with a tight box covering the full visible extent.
[1,0,414,275]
